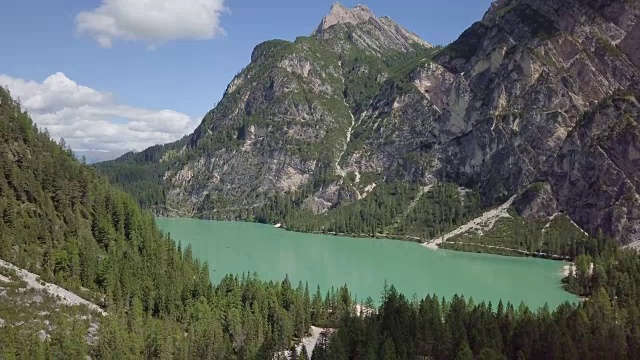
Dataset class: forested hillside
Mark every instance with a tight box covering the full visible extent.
[0,86,350,358]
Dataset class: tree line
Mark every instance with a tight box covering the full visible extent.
[313,242,640,360]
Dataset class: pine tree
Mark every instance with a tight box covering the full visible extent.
[289,344,299,360]
[312,285,323,325]
[380,335,397,360]
[300,345,310,360]
[455,341,473,360]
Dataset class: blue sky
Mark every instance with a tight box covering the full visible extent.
[0,0,493,161]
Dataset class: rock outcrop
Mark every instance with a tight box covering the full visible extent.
[313,3,376,33]
[313,2,432,54]
[513,182,558,220]
[339,0,640,243]
[551,90,640,243]
[620,22,640,67]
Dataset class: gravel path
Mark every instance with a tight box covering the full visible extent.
[626,241,640,250]
[423,195,516,250]
[297,326,326,355]
[277,326,333,359]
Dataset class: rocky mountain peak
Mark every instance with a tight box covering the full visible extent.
[312,2,431,53]
[314,2,376,34]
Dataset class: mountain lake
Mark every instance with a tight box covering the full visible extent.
[156,217,578,308]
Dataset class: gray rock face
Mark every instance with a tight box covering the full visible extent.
[153,3,437,217]
[86,322,100,345]
[313,2,432,54]
[620,22,640,67]
[551,91,640,244]
[313,3,376,33]
[513,182,558,220]
[103,0,640,244]
[340,0,640,243]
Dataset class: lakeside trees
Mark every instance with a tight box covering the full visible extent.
[313,244,640,360]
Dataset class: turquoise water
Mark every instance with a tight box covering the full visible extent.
[156,218,578,309]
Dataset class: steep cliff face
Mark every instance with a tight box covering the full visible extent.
[620,21,640,67]
[551,89,640,245]
[163,37,347,214]
[335,0,640,243]
[97,0,640,245]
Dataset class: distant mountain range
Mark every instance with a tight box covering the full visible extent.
[74,149,126,164]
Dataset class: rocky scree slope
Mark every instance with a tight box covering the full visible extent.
[97,0,640,246]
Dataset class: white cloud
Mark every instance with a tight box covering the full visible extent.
[75,0,227,48]
[0,72,199,160]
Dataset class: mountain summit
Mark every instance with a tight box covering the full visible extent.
[313,3,376,33]
[312,2,432,53]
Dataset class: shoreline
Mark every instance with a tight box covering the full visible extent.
[562,263,575,277]
[157,216,577,266]
[156,194,582,264]
[433,241,572,260]
[422,241,439,250]
[562,262,594,277]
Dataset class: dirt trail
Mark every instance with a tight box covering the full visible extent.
[626,241,640,250]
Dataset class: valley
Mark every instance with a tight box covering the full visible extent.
[1,0,640,358]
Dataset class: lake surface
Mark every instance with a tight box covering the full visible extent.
[156,218,578,309]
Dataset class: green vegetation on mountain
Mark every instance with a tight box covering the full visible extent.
[192,181,484,243]
[94,37,455,240]
[91,7,449,224]
[96,0,640,249]
[440,211,592,258]
[0,87,351,359]
[93,139,187,210]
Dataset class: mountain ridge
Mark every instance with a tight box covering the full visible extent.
[96,0,640,249]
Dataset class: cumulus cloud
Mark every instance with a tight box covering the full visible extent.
[0,72,199,160]
[75,0,227,48]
